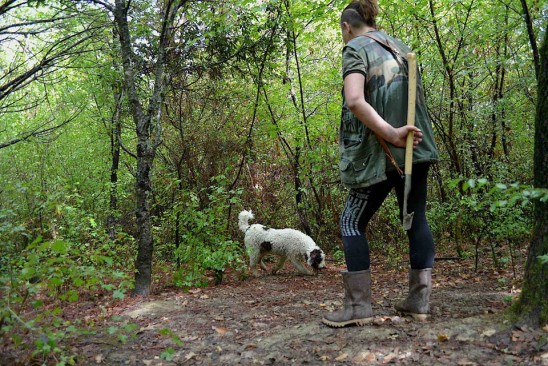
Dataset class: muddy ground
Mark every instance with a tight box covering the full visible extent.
[69,257,547,366]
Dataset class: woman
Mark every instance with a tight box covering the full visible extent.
[322,0,439,327]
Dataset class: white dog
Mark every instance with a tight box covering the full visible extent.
[238,210,326,276]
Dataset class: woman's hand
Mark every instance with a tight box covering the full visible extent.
[388,125,423,148]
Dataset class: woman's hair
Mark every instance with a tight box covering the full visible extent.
[341,0,378,28]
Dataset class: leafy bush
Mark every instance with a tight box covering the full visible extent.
[0,233,133,364]
[444,178,544,269]
[173,176,246,288]
[0,193,133,364]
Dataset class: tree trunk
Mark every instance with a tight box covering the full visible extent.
[520,0,540,80]
[516,19,548,327]
[134,142,155,295]
[107,89,123,240]
[113,0,181,295]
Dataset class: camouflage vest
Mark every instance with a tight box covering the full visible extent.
[339,31,439,188]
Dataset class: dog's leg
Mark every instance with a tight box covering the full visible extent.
[272,255,287,275]
[248,250,261,276]
[259,255,268,272]
[289,257,315,276]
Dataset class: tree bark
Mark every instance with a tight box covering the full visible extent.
[516,19,548,327]
[520,0,540,80]
[113,0,182,296]
[107,88,123,240]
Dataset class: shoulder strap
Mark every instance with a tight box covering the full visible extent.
[362,33,407,177]
[362,33,407,70]
[376,133,404,176]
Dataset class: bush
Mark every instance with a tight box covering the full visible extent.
[173,176,246,288]
[0,196,133,364]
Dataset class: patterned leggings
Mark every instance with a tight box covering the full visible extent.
[340,163,435,271]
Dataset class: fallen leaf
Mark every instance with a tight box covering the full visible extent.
[437,333,449,342]
[213,326,228,336]
[319,355,331,361]
[252,321,268,329]
[335,352,348,361]
[185,351,196,360]
[95,354,104,364]
[373,317,386,325]
[457,359,475,365]
[382,353,397,364]
[481,329,497,337]
[352,351,376,363]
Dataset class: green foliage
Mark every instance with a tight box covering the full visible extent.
[0,189,133,363]
[106,320,139,344]
[0,232,132,362]
[173,177,246,289]
[158,328,183,360]
[444,177,539,267]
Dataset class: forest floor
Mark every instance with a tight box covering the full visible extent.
[3,253,548,365]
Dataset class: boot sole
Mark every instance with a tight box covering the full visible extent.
[321,317,374,328]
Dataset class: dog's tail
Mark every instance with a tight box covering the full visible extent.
[238,210,254,232]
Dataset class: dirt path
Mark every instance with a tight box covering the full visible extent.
[75,259,547,365]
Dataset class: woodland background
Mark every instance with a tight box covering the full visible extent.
[0,0,547,363]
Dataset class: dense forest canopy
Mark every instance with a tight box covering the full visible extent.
[0,0,547,360]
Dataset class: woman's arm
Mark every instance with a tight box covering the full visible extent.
[344,73,422,148]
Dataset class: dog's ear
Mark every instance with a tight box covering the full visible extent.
[309,249,324,269]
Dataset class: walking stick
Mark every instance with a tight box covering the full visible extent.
[402,52,417,231]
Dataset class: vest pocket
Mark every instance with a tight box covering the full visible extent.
[339,155,371,185]
[342,137,362,149]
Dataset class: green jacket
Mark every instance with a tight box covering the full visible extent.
[339,31,439,188]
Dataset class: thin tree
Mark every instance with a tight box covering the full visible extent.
[110,0,185,295]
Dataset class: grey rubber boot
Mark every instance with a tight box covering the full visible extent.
[395,268,432,320]
[322,270,374,327]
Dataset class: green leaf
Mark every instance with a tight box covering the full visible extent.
[160,348,176,361]
[118,334,128,343]
[113,289,125,300]
[50,240,68,254]
[48,277,63,287]
[67,290,79,302]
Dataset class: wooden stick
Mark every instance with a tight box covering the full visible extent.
[405,53,417,175]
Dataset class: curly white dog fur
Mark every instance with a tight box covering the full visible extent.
[238,210,326,276]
